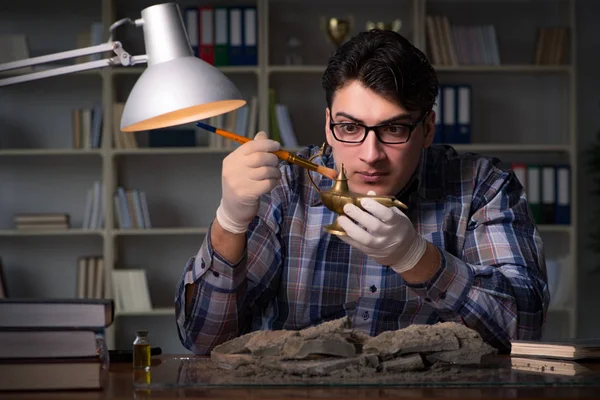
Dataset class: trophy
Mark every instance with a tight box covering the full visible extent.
[321,16,354,48]
[366,19,402,33]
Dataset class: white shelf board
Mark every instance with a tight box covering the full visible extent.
[0,67,101,78]
[449,144,571,153]
[0,149,103,156]
[537,225,572,233]
[268,65,327,74]
[547,306,573,314]
[111,147,232,156]
[268,65,572,74]
[110,66,259,76]
[434,65,572,73]
[0,229,104,237]
[113,227,209,236]
[115,307,175,317]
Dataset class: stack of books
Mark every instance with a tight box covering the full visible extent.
[510,339,600,376]
[0,298,114,391]
[13,213,70,231]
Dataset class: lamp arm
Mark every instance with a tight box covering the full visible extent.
[0,41,148,87]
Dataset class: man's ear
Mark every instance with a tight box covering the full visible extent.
[325,108,333,147]
[422,110,436,148]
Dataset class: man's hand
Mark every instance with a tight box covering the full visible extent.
[217,131,282,234]
[336,191,427,274]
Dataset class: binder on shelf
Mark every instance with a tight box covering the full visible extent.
[526,165,541,224]
[456,85,471,144]
[183,7,199,57]
[432,87,443,143]
[228,8,244,65]
[243,7,257,65]
[541,165,556,224]
[442,85,458,143]
[555,165,571,225]
[214,7,229,66]
[511,163,527,191]
[199,6,215,65]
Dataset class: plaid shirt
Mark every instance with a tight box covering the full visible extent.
[175,144,549,355]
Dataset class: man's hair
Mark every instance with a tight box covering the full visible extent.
[322,29,439,115]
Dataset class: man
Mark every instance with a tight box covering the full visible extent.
[175,30,549,355]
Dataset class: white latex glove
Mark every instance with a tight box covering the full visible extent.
[217,131,282,234]
[336,191,427,274]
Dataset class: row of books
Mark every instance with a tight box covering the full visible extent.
[0,298,114,391]
[112,269,152,313]
[74,22,106,64]
[12,213,70,231]
[112,103,138,149]
[426,15,500,66]
[183,6,257,66]
[114,187,152,229]
[0,258,6,299]
[268,89,298,148]
[432,84,471,144]
[83,181,104,230]
[72,106,103,149]
[77,256,105,300]
[512,164,571,225]
[534,27,570,66]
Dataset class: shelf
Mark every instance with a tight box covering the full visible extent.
[268,65,572,74]
[115,307,175,317]
[0,229,104,237]
[449,144,571,153]
[110,66,260,76]
[0,149,103,156]
[113,227,209,236]
[547,306,573,314]
[537,225,572,233]
[111,147,232,156]
[0,67,101,78]
[434,65,572,74]
[268,65,327,74]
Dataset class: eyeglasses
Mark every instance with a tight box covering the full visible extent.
[329,111,430,144]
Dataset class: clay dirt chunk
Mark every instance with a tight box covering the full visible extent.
[379,354,425,372]
[425,322,497,364]
[245,330,299,357]
[211,318,497,376]
[363,323,460,357]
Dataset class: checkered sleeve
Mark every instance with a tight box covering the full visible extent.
[174,169,289,355]
[407,167,549,352]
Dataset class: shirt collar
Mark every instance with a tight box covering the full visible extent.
[307,145,445,208]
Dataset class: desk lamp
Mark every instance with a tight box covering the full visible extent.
[0,3,407,235]
[0,2,246,131]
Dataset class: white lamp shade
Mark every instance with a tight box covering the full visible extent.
[119,3,246,132]
[120,56,246,132]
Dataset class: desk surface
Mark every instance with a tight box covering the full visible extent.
[2,355,600,399]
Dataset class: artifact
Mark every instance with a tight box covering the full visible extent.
[307,143,407,235]
[322,16,353,48]
[366,19,402,32]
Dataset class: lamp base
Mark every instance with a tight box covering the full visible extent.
[324,218,347,236]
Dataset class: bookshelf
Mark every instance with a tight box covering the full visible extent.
[0,0,578,352]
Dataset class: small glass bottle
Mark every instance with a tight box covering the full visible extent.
[133,330,151,370]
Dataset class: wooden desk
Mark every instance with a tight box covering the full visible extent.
[2,355,600,399]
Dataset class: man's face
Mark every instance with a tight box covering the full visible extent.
[325,80,436,197]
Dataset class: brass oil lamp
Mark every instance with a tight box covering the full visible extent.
[308,145,407,235]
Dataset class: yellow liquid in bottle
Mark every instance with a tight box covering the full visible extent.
[133,343,151,370]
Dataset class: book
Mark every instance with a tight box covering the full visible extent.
[0,359,101,391]
[0,298,114,329]
[0,330,97,359]
[511,357,590,376]
[511,339,600,360]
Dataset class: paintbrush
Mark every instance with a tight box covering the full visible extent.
[196,121,338,180]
